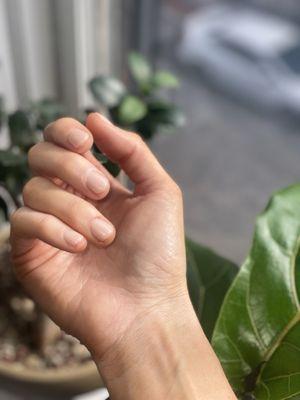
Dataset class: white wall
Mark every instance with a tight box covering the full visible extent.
[0,0,122,115]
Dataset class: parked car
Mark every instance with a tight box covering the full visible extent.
[178,5,300,115]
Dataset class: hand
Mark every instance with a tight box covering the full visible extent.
[10,114,236,399]
[10,113,187,356]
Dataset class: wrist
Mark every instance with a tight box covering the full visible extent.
[92,295,235,400]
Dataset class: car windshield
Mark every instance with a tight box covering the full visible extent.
[281,43,300,74]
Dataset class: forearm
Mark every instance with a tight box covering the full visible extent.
[92,297,236,400]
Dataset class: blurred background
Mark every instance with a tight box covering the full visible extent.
[1,0,300,398]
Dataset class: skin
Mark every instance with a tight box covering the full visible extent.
[10,113,236,400]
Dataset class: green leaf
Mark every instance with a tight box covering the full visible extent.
[118,95,147,125]
[0,150,29,197]
[153,71,179,88]
[212,184,300,399]
[93,149,120,178]
[8,111,36,148]
[89,76,126,107]
[32,98,65,130]
[133,101,185,140]
[0,97,6,128]
[186,238,238,340]
[0,150,27,167]
[128,52,152,86]
[148,101,185,127]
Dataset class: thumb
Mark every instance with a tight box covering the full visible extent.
[86,113,170,193]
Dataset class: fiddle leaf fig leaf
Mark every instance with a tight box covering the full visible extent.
[186,238,238,340]
[212,184,300,399]
[153,71,179,88]
[118,95,147,125]
[128,52,152,87]
[89,76,126,107]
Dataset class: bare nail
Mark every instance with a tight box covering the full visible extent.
[64,230,85,247]
[86,170,109,194]
[91,218,114,242]
[68,129,89,148]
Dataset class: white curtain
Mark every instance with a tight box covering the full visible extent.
[0,0,122,115]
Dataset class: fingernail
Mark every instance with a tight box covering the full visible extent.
[86,170,109,194]
[91,218,114,242]
[95,113,113,125]
[68,129,89,148]
[64,230,85,247]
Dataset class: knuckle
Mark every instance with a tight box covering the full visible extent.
[66,197,83,219]
[22,181,33,203]
[169,181,182,198]
[61,152,78,172]
[131,132,144,146]
[38,215,53,236]
[10,208,23,226]
[27,143,41,166]
[128,132,147,156]
[22,177,42,203]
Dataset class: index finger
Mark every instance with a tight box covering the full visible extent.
[44,117,93,154]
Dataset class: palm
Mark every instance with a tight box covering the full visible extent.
[19,184,184,352]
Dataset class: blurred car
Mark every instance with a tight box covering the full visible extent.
[178,5,300,115]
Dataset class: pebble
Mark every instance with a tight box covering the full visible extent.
[0,246,92,370]
[0,342,16,362]
[24,354,46,369]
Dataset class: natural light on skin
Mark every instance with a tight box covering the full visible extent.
[10,113,236,400]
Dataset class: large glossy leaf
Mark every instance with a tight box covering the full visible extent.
[212,184,300,399]
[89,76,126,107]
[118,95,147,125]
[186,238,238,340]
[128,52,152,87]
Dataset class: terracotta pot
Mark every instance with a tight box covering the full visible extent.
[0,224,102,396]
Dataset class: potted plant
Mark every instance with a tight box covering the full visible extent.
[0,99,101,395]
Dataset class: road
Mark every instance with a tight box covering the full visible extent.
[151,65,300,264]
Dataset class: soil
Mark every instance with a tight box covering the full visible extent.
[0,241,92,370]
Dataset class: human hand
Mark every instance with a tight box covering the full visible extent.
[10,114,236,399]
[10,113,187,356]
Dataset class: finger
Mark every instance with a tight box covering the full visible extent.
[44,117,93,154]
[10,207,87,257]
[23,177,116,247]
[28,142,110,200]
[86,113,171,193]
[83,150,132,195]
[43,117,123,190]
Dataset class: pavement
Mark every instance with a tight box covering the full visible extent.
[151,63,300,265]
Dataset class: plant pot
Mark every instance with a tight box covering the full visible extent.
[0,224,102,396]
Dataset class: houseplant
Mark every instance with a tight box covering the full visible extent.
[188,183,300,399]
[212,184,300,399]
